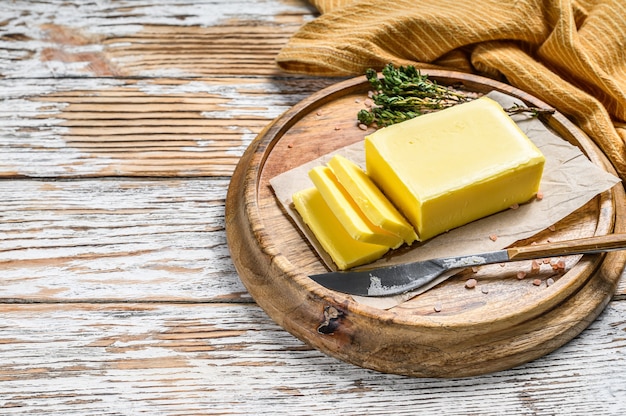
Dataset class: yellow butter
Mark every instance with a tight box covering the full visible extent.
[365,96,545,241]
[327,154,417,246]
[308,165,404,248]
[292,187,389,270]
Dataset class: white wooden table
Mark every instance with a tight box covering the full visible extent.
[0,1,625,414]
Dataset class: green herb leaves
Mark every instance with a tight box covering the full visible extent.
[357,64,470,127]
[357,64,555,128]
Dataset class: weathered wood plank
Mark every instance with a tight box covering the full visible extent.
[0,76,338,178]
[0,176,623,302]
[0,178,250,302]
[0,0,317,78]
[0,0,337,179]
[0,301,624,414]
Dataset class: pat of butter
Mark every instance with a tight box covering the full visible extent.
[292,187,389,270]
[309,165,404,248]
[365,96,545,241]
[327,154,417,246]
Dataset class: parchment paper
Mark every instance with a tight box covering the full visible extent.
[270,91,621,308]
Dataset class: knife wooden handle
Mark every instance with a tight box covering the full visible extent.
[506,233,626,260]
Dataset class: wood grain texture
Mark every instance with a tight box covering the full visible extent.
[0,178,252,302]
[0,302,624,414]
[0,0,316,78]
[0,0,624,413]
[0,76,337,178]
[0,0,336,178]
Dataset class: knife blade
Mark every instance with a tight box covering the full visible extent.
[309,233,626,297]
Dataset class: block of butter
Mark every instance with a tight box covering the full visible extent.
[292,187,389,270]
[308,165,404,248]
[327,154,417,246]
[365,96,545,241]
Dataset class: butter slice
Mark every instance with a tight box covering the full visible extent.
[365,96,545,241]
[292,187,389,270]
[309,165,404,248]
[327,154,418,246]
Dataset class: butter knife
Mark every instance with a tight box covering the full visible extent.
[309,234,626,297]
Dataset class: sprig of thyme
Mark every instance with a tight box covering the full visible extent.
[357,63,554,127]
[505,103,555,117]
[358,64,470,127]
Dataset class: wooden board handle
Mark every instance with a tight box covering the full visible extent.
[507,234,626,260]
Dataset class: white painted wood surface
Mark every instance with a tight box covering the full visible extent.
[0,302,624,415]
[0,0,625,414]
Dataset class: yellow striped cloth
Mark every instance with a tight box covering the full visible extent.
[276,0,626,180]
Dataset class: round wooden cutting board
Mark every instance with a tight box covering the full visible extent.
[225,70,626,378]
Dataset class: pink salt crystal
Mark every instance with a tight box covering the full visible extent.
[465,278,477,289]
[531,260,541,273]
[551,259,566,271]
